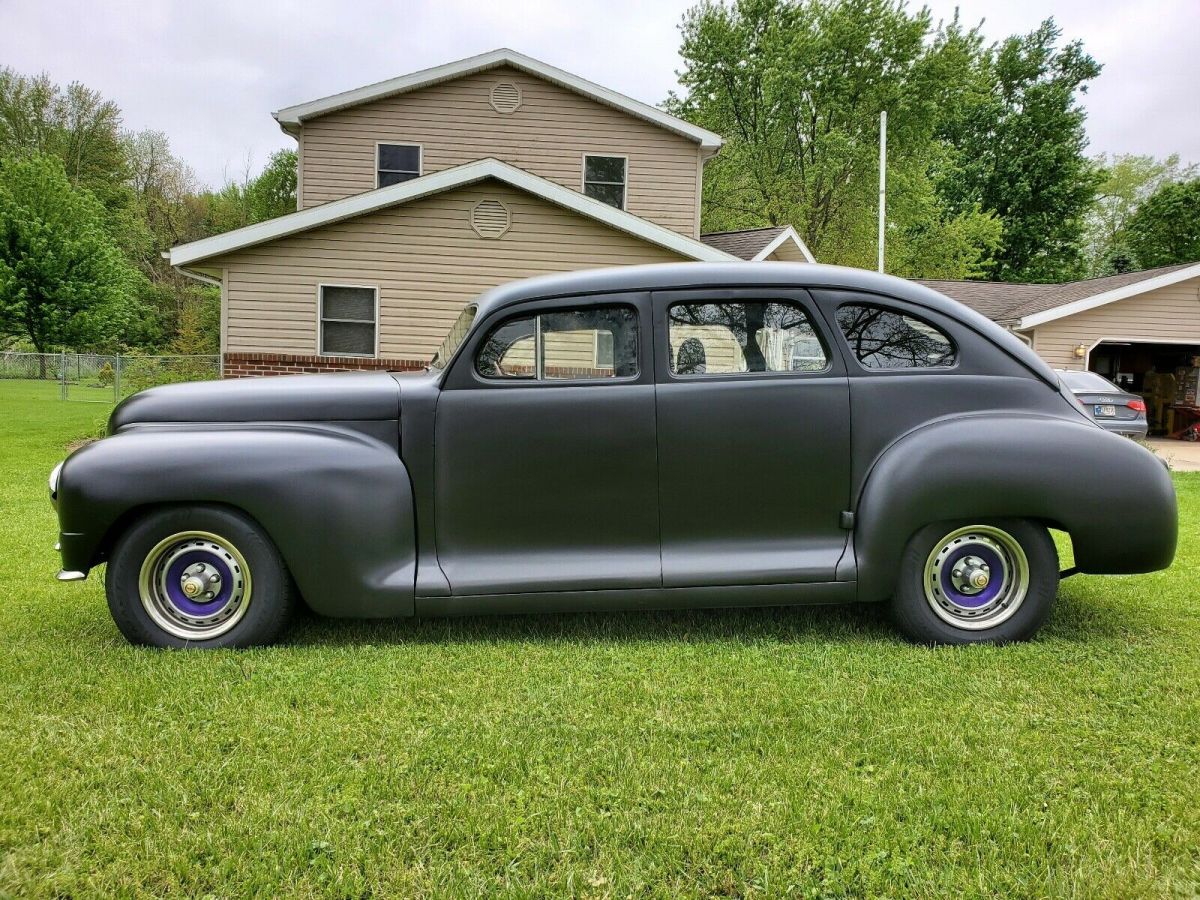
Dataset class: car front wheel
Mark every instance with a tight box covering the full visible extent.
[106,506,295,648]
[891,519,1058,645]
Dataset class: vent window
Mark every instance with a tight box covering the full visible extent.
[319,285,377,357]
[377,144,421,188]
[583,155,627,210]
[471,199,511,238]
[490,82,522,113]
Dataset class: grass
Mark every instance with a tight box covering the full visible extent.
[1,378,1198,897]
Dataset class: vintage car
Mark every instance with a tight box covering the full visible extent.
[50,263,1177,648]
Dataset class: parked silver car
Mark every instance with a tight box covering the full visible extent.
[1057,369,1148,437]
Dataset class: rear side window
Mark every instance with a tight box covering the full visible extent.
[836,303,956,369]
[667,301,828,375]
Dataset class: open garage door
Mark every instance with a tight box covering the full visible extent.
[1089,340,1200,435]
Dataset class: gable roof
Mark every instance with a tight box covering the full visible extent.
[169,158,737,268]
[272,48,724,152]
[701,226,816,263]
[919,261,1200,329]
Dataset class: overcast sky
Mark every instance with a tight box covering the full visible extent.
[2,0,1196,189]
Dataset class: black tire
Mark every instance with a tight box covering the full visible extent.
[891,519,1058,645]
[106,505,295,649]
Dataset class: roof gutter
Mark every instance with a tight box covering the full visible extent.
[174,265,222,288]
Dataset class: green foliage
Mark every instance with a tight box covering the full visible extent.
[0,68,128,206]
[1124,178,1200,268]
[937,19,1103,282]
[202,148,297,232]
[1085,154,1196,274]
[671,0,1008,278]
[0,154,148,352]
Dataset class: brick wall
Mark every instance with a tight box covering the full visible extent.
[223,352,427,378]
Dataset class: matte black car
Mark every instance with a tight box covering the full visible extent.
[1056,369,1149,438]
[49,264,1177,648]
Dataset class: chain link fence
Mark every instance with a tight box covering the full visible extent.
[0,352,221,403]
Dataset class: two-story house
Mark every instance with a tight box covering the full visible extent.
[168,48,815,376]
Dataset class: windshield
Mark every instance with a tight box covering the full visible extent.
[1058,370,1120,392]
[429,305,477,370]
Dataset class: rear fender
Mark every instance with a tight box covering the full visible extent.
[853,415,1177,602]
[56,424,415,617]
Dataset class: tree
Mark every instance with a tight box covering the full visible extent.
[0,68,128,207]
[202,148,297,233]
[669,0,1002,277]
[1124,178,1200,268]
[1084,154,1196,274]
[936,19,1102,282]
[0,155,147,358]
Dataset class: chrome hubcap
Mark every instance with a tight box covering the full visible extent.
[138,531,251,640]
[924,526,1029,630]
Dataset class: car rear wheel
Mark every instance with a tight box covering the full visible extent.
[106,506,294,648]
[891,519,1058,645]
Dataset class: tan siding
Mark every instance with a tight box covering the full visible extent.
[298,66,704,236]
[1029,277,1200,368]
[764,241,809,263]
[211,179,684,360]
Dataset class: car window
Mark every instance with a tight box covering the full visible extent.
[1059,370,1119,392]
[836,303,956,369]
[667,301,828,375]
[476,305,638,380]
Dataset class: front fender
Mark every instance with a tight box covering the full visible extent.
[55,424,415,617]
[854,415,1177,603]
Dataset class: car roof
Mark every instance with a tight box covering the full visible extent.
[472,262,1058,385]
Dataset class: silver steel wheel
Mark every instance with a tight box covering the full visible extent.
[923,525,1030,630]
[137,531,252,640]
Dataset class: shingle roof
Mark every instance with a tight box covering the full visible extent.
[919,262,1200,327]
[700,226,788,260]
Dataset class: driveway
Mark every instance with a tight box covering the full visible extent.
[1145,438,1200,472]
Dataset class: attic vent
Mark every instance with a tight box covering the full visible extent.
[471,199,511,238]
[489,82,522,114]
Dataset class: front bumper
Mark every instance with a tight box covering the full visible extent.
[50,460,88,581]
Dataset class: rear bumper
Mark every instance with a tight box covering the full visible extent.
[1094,418,1148,438]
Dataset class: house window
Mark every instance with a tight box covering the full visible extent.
[583,155,627,209]
[476,306,638,380]
[319,285,377,357]
[377,144,421,187]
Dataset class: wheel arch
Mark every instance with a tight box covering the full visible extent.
[853,415,1177,603]
[56,424,417,617]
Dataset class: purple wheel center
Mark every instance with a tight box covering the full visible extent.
[163,550,234,617]
[939,543,1004,608]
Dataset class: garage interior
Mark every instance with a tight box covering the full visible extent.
[1088,340,1200,436]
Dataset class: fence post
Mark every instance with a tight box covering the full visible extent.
[60,351,66,401]
[114,354,122,403]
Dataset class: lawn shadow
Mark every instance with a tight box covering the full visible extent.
[280,600,898,649]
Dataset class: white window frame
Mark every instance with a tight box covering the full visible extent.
[581,153,628,210]
[593,329,615,369]
[316,283,379,358]
[375,142,423,189]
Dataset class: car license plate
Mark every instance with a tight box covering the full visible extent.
[1094,404,1117,417]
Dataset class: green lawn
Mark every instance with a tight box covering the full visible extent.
[1,379,1198,897]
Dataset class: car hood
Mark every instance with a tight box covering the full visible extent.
[108,372,402,432]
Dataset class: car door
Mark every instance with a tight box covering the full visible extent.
[652,289,852,587]
[433,293,660,596]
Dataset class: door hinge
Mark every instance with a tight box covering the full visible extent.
[839,510,855,530]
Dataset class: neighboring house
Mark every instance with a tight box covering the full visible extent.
[922,262,1200,389]
[168,49,813,376]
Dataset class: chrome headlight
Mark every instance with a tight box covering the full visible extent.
[49,461,64,506]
